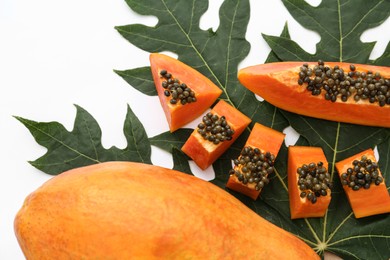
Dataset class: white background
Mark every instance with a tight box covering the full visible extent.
[1,0,389,258]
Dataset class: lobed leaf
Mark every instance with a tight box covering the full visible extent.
[16,105,151,175]
[280,0,390,62]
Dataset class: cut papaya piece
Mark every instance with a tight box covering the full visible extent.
[226,123,285,200]
[335,148,390,218]
[150,53,222,132]
[238,61,390,128]
[288,146,332,219]
[181,100,251,170]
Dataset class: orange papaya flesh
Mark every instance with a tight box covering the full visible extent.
[181,100,251,170]
[335,148,390,218]
[226,122,286,200]
[288,146,331,219]
[150,53,222,132]
[14,162,320,259]
[238,61,390,128]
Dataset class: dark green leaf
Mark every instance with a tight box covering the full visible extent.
[262,33,313,61]
[281,111,389,168]
[16,104,151,174]
[114,67,157,96]
[149,128,192,153]
[280,0,390,62]
[172,146,192,174]
[378,134,390,186]
[122,104,152,164]
[264,22,291,63]
[371,41,390,66]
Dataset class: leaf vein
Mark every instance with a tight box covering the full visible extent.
[160,0,224,90]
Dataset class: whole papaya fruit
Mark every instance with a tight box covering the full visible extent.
[14,162,319,259]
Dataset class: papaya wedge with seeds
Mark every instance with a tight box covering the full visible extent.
[226,122,285,200]
[150,53,222,132]
[335,148,390,218]
[288,146,331,219]
[14,162,319,259]
[238,62,390,128]
[181,99,251,170]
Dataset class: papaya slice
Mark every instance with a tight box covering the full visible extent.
[181,100,251,170]
[335,148,390,218]
[150,53,222,132]
[226,123,285,200]
[238,61,390,128]
[288,146,332,219]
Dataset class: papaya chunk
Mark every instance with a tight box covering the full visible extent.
[150,53,222,132]
[226,123,285,200]
[335,148,390,218]
[14,162,320,259]
[238,61,390,127]
[181,100,251,170]
[288,146,332,219]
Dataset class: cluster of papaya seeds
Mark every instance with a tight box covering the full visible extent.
[297,162,333,204]
[197,112,234,145]
[160,70,197,105]
[229,146,275,191]
[298,60,390,106]
[340,154,383,191]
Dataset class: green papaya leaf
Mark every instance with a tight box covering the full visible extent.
[378,135,390,184]
[114,67,157,96]
[277,0,390,63]
[281,111,389,164]
[172,146,192,175]
[16,104,152,175]
[149,128,192,153]
[264,22,291,63]
[262,32,312,61]
[372,41,390,66]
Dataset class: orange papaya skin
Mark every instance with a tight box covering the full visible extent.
[14,162,320,259]
[181,100,251,170]
[335,148,390,218]
[288,146,331,219]
[226,122,285,200]
[150,53,222,132]
[238,62,390,128]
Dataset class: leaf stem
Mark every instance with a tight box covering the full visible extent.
[325,212,354,244]
[273,167,288,192]
[161,0,226,97]
[304,218,322,245]
[327,234,390,247]
[161,0,239,109]
[337,0,343,62]
[16,116,101,164]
